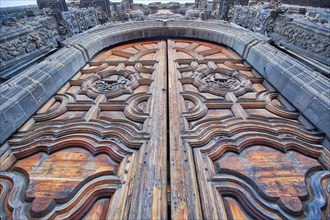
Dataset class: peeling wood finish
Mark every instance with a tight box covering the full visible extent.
[0,39,329,220]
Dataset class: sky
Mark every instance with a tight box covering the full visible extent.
[0,0,194,7]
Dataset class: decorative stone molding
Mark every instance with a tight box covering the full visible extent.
[216,0,249,20]
[0,18,58,76]
[232,4,330,66]
[0,7,100,79]
[282,0,330,8]
[270,14,330,63]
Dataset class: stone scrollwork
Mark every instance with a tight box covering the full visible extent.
[82,8,99,29]
[0,28,56,63]
[271,15,330,58]
[232,4,330,65]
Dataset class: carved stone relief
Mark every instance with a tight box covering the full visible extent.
[232,4,330,65]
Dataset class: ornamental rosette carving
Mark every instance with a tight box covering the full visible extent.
[93,74,131,91]
[202,73,240,90]
[80,69,140,98]
[192,68,253,96]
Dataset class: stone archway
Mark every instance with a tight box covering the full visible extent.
[1,21,328,143]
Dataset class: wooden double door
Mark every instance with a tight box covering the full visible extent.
[1,39,329,219]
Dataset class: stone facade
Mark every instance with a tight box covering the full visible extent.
[215,0,249,20]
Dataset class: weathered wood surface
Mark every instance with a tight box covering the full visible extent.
[167,39,330,220]
[0,39,329,219]
[168,40,203,220]
[0,40,167,219]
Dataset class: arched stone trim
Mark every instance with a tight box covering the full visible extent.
[0,20,329,144]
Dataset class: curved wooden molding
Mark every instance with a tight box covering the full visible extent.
[0,172,30,219]
[223,61,251,71]
[177,61,199,72]
[134,63,155,73]
[213,174,296,219]
[81,63,109,74]
[174,47,203,60]
[46,180,119,219]
[202,133,323,162]
[1,131,138,218]
[260,92,300,120]
[0,175,12,218]
[8,119,149,150]
[130,48,158,61]
[124,93,151,122]
[1,170,121,219]
[181,92,208,121]
[33,94,75,122]
[9,136,132,163]
[306,171,330,219]
[194,136,328,218]
[183,117,324,148]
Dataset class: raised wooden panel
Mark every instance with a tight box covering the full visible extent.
[0,40,168,219]
[1,38,329,220]
[167,39,330,220]
[14,148,118,214]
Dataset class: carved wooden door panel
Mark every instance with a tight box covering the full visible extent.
[167,39,330,220]
[0,40,168,219]
[1,39,329,220]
